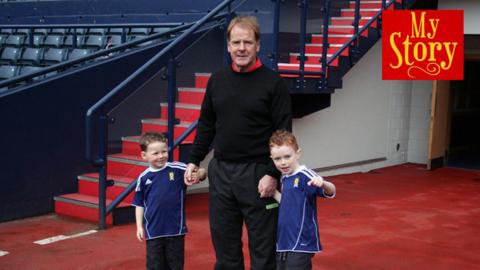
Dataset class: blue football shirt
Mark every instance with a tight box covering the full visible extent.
[277,165,335,253]
[132,162,187,240]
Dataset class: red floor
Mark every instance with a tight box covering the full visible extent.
[1,164,479,270]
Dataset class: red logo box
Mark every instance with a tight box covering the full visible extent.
[382,10,464,80]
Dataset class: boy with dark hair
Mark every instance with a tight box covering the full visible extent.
[133,132,206,270]
[269,130,336,270]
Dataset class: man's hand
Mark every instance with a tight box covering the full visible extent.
[184,163,200,186]
[258,175,277,198]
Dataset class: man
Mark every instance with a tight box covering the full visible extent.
[184,16,292,270]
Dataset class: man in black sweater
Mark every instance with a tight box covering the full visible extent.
[184,16,292,270]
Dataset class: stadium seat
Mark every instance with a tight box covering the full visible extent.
[19,47,44,65]
[106,35,123,48]
[22,35,45,47]
[72,28,87,35]
[108,28,125,35]
[0,28,14,35]
[50,28,69,35]
[84,35,107,48]
[0,47,21,64]
[0,65,19,79]
[42,48,67,65]
[88,28,108,35]
[130,27,151,36]
[19,65,44,77]
[4,35,26,47]
[43,35,65,48]
[67,48,91,60]
[0,34,8,45]
[152,27,171,34]
[63,35,86,48]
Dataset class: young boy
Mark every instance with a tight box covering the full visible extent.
[269,130,336,270]
[132,132,206,270]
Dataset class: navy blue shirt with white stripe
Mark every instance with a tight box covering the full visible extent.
[132,162,187,240]
[277,165,335,253]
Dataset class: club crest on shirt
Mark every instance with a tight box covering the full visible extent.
[169,172,175,181]
[294,178,299,188]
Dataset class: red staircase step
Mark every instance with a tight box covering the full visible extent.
[277,63,323,78]
[331,17,377,28]
[323,25,355,35]
[54,193,131,225]
[121,136,183,160]
[178,87,206,104]
[349,0,384,9]
[305,43,345,55]
[195,73,210,89]
[141,119,196,142]
[311,34,353,44]
[78,173,136,203]
[341,9,380,17]
[107,153,148,178]
[289,53,339,67]
[160,103,201,122]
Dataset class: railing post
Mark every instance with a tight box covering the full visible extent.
[271,0,281,71]
[296,0,308,91]
[353,0,361,44]
[167,58,177,161]
[98,114,108,230]
[223,2,233,67]
[318,0,330,91]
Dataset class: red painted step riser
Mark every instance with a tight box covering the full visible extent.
[195,75,210,89]
[325,28,355,35]
[289,56,339,67]
[107,160,147,178]
[305,46,349,56]
[331,20,377,29]
[141,124,196,142]
[349,3,383,9]
[341,11,379,17]
[78,180,135,203]
[311,36,352,44]
[160,106,200,122]
[55,201,113,225]
[178,91,205,104]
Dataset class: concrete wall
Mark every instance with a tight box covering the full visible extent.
[293,41,433,176]
[438,0,480,35]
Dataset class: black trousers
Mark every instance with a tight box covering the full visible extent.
[276,252,314,270]
[146,235,185,270]
[208,159,278,270]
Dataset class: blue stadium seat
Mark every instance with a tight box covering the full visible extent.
[88,28,107,35]
[128,35,153,46]
[4,35,26,47]
[42,48,67,65]
[0,28,14,35]
[0,47,21,65]
[0,65,19,79]
[34,28,49,35]
[108,28,125,35]
[0,34,8,45]
[43,35,65,48]
[130,27,151,35]
[19,66,44,77]
[22,35,45,47]
[152,27,171,34]
[19,48,44,65]
[84,35,107,48]
[63,35,86,48]
[72,28,87,35]
[67,48,91,60]
[106,35,123,48]
[50,28,69,35]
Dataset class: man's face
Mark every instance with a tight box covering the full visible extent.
[227,25,260,72]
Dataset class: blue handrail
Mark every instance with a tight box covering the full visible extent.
[85,0,237,229]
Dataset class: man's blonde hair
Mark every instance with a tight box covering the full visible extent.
[227,15,260,41]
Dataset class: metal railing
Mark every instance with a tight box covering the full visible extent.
[85,0,239,229]
[273,0,405,91]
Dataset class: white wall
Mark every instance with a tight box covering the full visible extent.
[407,81,432,164]
[293,41,419,176]
[438,0,480,34]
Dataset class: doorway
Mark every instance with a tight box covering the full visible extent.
[447,61,480,170]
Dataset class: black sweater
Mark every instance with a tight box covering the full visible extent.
[189,65,292,178]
